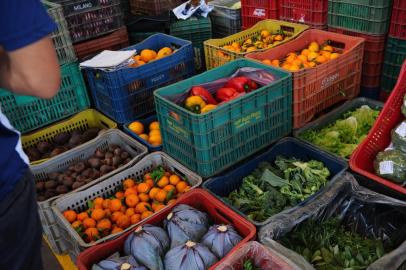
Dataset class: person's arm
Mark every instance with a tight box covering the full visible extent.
[0,37,60,99]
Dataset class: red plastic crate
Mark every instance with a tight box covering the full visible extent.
[241,0,279,29]
[246,29,364,129]
[279,0,328,29]
[328,27,385,88]
[350,60,406,196]
[73,27,129,61]
[389,0,406,40]
[76,189,256,270]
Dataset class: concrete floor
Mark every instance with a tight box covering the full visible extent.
[41,239,63,270]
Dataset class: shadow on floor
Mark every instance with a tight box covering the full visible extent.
[41,238,63,270]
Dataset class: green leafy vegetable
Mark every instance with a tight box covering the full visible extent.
[225,157,330,222]
[279,218,390,270]
[300,105,380,158]
[243,259,261,270]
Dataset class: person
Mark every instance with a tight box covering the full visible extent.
[0,0,61,269]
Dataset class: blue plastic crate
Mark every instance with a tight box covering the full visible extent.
[84,33,195,124]
[202,137,348,226]
[154,58,292,177]
[123,114,162,152]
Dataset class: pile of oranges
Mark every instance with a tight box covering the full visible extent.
[128,120,161,147]
[129,47,173,68]
[262,41,342,72]
[62,167,191,243]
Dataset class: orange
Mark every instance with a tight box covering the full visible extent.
[260,30,270,38]
[285,53,297,64]
[97,219,112,232]
[63,210,77,223]
[123,179,135,190]
[138,193,149,202]
[72,220,82,230]
[141,211,154,220]
[301,49,310,56]
[84,228,99,242]
[262,59,272,65]
[144,173,152,180]
[83,218,96,229]
[130,214,141,224]
[292,59,302,67]
[163,185,176,193]
[109,199,122,212]
[137,183,150,194]
[121,205,127,213]
[308,42,319,52]
[134,55,141,61]
[176,181,188,193]
[169,175,181,186]
[322,45,333,52]
[149,121,160,131]
[149,187,160,200]
[271,59,280,67]
[288,65,300,72]
[297,54,308,63]
[155,189,168,203]
[148,134,162,146]
[77,212,89,222]
[154,204,166,213]
[274,34,283,41]
[128,121,144,135]
[307,51,318,62]
[151,201,162,211]
[145,179,154,189]
[111,227,123,234]
[157,176,169,188]
[104,209,112,219]
[315,55,328,64]
[245,47,256,53]
[136,60,146,66]
[102,199,111,210]
[117,215,131,229]
[115,191,124,199]
[139,134,149,141]
[94,204,103,210]
[125,208,136,217]
[308,62,317,67]
[167,199,177,205]
[281,63,291,70]
[320,51,332,58]
[124,187,137,197]
[140,49,157,63]
[111,211,124,223]
[91,209,105,221]
[125,194,140,207]
[135,202,151,214]
[94,197,104,206]
[330,53,340,60]
[165,171,171,177]
[156,47,172,59]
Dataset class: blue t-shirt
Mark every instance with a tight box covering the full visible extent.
[0,0,57,199]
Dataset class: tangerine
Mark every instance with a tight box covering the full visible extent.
[149,187,160,200]
[63,210,77,223]
[176,181,188,193]
[77,212,89,222]
[117,215,131,229]
[135,202,151,214]
[130,214,141,224]
[141,211,154,220]
[83,218,96,229]
[169,175,181,186]
[138,193,149,202]
[155,189,168,203]
[91,209,105,221]
[125,194,139,207]
[123,179,135,189]
[140,49,157,63]
[149,121,160,131]
[109,199,122,212]
[84,228,99,242]
[128,121,144,135]
[137,183,150,193]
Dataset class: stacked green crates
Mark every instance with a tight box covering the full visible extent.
[328,0,393,35]
[170,16,212,72]
[381,37,406,94]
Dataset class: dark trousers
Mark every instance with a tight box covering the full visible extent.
[0,170,43,270]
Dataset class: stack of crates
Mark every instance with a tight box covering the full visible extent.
[209,0,242,38]
[328,0,393,100]
[170,16,212,72]
[53,0,128,61]
[241,0,279,29]
[279,0,328,29]
[125,14,170,44]
[381,0,406,101]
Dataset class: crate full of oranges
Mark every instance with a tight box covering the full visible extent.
[124,115,162,151]
[51,152,202,256]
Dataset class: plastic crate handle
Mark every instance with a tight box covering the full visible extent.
[14,94,38,106]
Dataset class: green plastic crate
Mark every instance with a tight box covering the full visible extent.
[328,0,392,35]
[170,16,212,72]
[0,62,89,133]
[154,59,292,177]
[381,37,406,93]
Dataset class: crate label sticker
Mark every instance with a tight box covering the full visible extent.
[379,161,394,175]
[233,110,263,131]
[253,9,265,17]
[69,0,100,13]
[320,73,339,90]
[395,122,406,137]
[149,73,167,86]
[167,117,189,139]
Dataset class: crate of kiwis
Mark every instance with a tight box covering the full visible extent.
[22,109,117,165]
[31,129,147,254]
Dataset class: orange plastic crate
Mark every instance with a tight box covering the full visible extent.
[246,29,364,129]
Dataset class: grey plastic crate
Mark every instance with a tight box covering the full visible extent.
[293,97,384,162]
[51,152,202,261]
[31,129,147,254]
[210,0,241,38]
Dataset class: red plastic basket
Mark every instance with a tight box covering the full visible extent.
[241,0,279,29]
[76,189,256,270]
[350,60,406,196]
[389,0,406,40]
[328,27,386,88]
[279,0,328,29]
[246,29,364,129]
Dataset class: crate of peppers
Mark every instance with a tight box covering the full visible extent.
[154,59,292,177]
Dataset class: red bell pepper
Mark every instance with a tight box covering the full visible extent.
[216,87,240,102]
[224,76,258,93]
[190,86,218,105]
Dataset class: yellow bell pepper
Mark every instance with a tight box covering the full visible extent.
[185,96,206,114]
[201,104,217,114]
